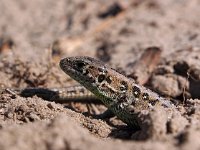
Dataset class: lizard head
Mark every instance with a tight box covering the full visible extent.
[60,56,131,105]
[60,56,107,91]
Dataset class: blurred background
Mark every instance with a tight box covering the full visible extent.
[0,0,200,63]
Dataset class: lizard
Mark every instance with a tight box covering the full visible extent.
[59,56,175,128]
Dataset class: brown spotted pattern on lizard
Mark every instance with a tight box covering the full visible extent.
[59,56,174,128]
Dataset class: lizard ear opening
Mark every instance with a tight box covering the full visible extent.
[97,74,105,83]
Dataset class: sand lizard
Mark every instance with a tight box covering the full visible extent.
[59,56,174,128]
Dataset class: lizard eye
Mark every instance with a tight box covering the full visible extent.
[76,62,85,68]
[76,61,86,73]
[98,74,105,82]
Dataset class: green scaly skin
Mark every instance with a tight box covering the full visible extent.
[60,56,174,128]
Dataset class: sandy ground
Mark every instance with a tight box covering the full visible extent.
[0,0,200,150]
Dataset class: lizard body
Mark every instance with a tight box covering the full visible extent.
[59,56,174,127]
